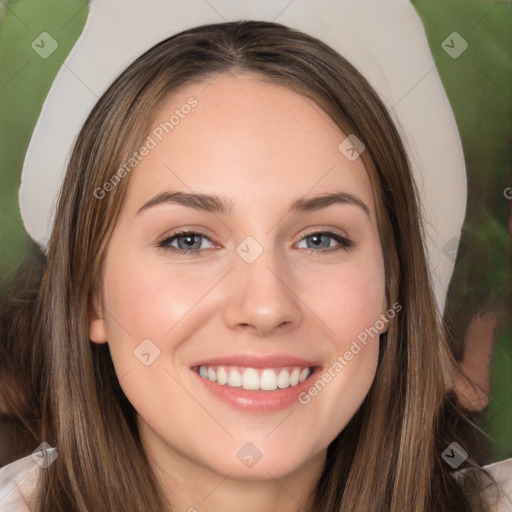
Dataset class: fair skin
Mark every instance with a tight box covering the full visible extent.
[89,72,387,512]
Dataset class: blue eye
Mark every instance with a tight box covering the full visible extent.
[297,231,353,253]
[157,229,353,255]
[157,230,213,254]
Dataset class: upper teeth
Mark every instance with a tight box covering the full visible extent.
[197,365,312,391]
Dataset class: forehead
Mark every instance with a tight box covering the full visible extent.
[121,72,376,219]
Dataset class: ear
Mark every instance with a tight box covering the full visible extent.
[89,294,108,344]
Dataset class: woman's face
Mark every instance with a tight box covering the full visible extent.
[90,72,387,484]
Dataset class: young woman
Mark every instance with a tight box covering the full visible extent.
[1,19,511,512]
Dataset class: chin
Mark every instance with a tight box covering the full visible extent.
[196,443,320,482]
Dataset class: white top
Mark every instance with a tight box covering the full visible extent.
[0,449,511,511]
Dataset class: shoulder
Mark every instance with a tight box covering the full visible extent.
[481,458,512,512]
[0,447,58,512]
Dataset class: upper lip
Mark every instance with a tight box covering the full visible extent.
[190,354,322,369]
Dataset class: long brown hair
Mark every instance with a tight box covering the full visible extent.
[0,20,500,511]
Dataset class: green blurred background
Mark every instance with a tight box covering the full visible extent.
[0,0,510,461]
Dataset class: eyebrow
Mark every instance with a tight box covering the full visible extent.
[135,190,371,218]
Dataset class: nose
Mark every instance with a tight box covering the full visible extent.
[222,248,303,337]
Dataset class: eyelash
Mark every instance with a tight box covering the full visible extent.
[156,229,353,255]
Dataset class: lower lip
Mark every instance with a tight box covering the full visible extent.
[192,367,322,413]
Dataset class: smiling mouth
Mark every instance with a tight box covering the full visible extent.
[192,365,316,391]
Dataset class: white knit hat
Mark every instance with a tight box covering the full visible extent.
[18,0,467,314]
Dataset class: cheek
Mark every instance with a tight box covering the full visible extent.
[305,254,386,344]
[295,259,384,451]
[101,240,385,362]
[101,253,209,343]
[98,254,211,405]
